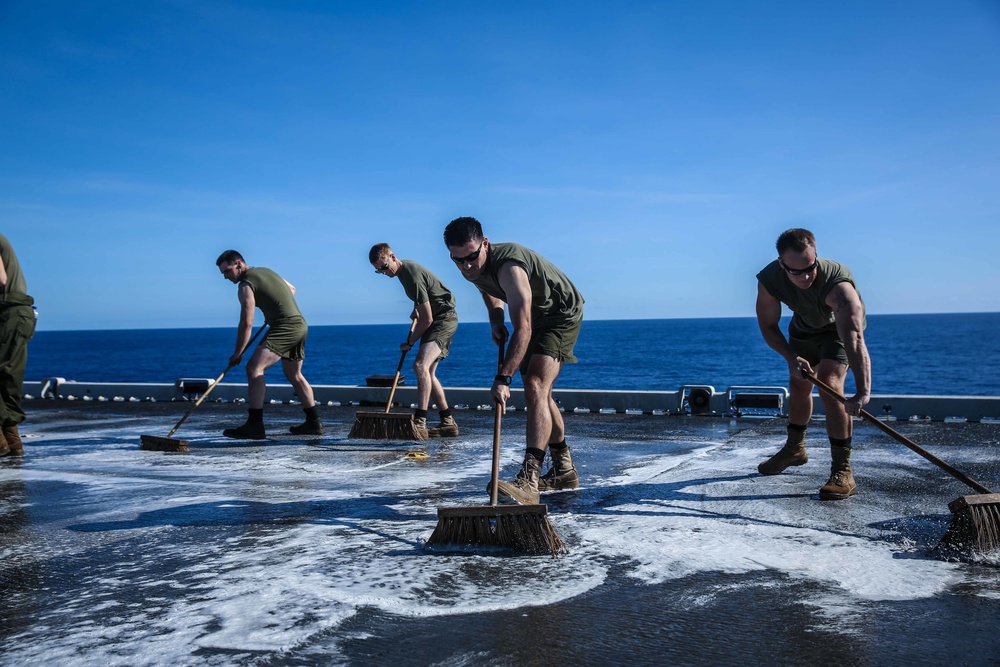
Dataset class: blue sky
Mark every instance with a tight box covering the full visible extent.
[2,0,998,331]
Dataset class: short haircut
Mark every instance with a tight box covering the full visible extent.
[216,249,245,267]
[443,216,483,248]
[775,228,816,255]
[369,243,392,265]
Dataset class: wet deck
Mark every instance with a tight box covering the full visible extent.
[2,400,999,666]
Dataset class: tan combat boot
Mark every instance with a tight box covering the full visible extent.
[3,424,23,456]
[412,417,429,440]
[427,415,459,437]
[491,454,542,505]
[0,427,9,456]
[819,445,857,500]
[758,427,808,475]
[538,445,579,491]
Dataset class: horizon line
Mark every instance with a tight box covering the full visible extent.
[30,310,1000,334]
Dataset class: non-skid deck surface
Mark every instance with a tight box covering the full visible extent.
[2,401,999,666]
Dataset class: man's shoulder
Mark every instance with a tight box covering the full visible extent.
[401,260,431,276]
[492,241,530,255]
[756,259,783,282]
[241,266,284,288]
[491,242,536,269]
[244,266,275,275]
[818,258,856,285]
[819,257,851,273]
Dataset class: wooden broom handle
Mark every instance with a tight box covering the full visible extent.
[804,371,992,495]
[167,324,268,438]
[384,318,418,413]
[490,343,505,507]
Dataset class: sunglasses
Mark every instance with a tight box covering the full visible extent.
[374,263,390,274]
[450,240,485,265]
[781,259,819,276]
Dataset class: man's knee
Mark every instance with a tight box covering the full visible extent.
[788,375,812,397]
[818,389,848,413]
[522,372,553,400]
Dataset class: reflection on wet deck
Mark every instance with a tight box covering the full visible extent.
[2,401,999,666]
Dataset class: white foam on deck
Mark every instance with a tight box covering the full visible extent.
[581,441,962,601]
[1,417,997,664]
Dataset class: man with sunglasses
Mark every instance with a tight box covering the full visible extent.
[755,228,871,500]
[216,250,322,440]
[369,243,460,438]
[444,216,585,505]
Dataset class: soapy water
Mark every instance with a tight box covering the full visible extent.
[1,405,999,665]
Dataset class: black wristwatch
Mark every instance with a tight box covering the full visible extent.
[494,374,512,386]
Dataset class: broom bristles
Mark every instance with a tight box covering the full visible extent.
[427,505,566,556]
[140,434,190,452]
[348,411,426,441]
[939,494,1000,554]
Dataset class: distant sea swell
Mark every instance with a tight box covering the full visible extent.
[25,313,1000,396]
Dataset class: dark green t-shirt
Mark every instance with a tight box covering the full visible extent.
[397,260,456,321]
[241,267,302,324]
[757,258,866,335]
[0,233,28,296]
[472,242,584,325]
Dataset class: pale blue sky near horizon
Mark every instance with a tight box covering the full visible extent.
[2,0,999,331]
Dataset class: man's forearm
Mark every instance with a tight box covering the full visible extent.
[501,326,530,377]
[844,332,871,396]
[760,324,796,363]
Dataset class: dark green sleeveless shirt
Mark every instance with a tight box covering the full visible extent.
[241,267,302,324]
[757,258,866,335]
[472,243,584,325]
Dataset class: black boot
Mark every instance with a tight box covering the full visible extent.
[224,409,266,440]
[290,405,323,435]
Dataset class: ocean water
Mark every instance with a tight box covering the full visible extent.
[24,312,1000,396]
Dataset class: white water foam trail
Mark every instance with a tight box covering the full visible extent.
[578,441,961,600]
[2,416,997,665]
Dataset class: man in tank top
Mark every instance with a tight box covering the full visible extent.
[444,216,585,505]
[369,243,460,438]
[755,228,871,500]
[216,250,322,440]
[0,233,36,457]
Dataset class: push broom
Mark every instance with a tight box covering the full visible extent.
[805,371,1000,553]
[140,324,268,452]
[427,344,566,556]
[348,318,425,441]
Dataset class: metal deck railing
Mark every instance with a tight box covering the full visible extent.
[24,378,1000,423]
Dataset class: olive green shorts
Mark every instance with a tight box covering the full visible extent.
[261,316,308,362]
[788,321,847,366]
[520,315,582,375]
[422,313,458,361]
